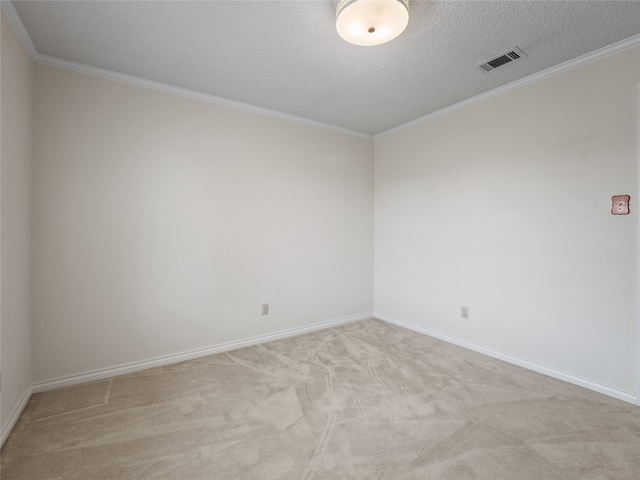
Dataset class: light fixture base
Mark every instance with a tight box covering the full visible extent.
[336,0,409,47]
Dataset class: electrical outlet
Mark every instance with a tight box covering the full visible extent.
[461,306,469,319]
[612,195,630,215]
[262,303,269,315]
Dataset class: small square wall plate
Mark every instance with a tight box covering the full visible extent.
[611,195,630,215]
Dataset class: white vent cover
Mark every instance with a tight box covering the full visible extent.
[476,47,527,72]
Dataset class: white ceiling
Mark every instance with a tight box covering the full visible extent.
[9,1,640,136]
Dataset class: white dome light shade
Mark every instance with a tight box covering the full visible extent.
[336,0,409,46]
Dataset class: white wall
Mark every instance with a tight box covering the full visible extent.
[31,64,373,383]
[1,12,32,430]
[375,46,640,393]
[8,10,640,405]
[1,6,3,429]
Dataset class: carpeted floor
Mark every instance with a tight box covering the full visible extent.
[2,318,640,479]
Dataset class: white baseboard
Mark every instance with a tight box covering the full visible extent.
[0,313,370,447]
[32,312,372,394]
[375,313,638,405]
[1,385,33,449]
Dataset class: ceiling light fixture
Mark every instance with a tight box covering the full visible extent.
[336,0,409,47]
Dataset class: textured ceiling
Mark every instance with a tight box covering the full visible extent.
[11,1,640,136]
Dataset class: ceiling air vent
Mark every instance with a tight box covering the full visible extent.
[476,47,527,73]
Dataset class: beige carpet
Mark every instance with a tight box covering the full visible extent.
[2,319,640,479]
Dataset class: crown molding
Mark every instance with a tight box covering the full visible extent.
[1,1,37,60]
[1,0,371,141]
[34,53,373,141]
[375,33,640,140]
[4,0,638,142]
